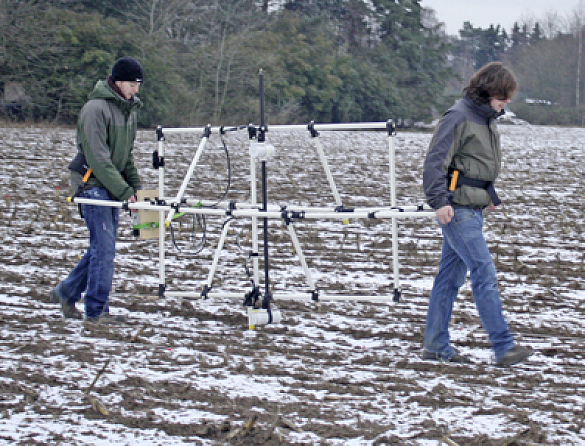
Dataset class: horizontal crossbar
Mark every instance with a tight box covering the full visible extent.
[70,197,435,220]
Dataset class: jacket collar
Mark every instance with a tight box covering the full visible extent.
[88,78,142,111]
[462,95,499,120]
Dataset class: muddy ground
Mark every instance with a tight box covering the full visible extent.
[0,123,584,445]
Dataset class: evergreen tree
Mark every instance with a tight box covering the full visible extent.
[530,22,544,44]
[283,0,344,17]
[510,22,527,54]
[370,0,452,121]
[0,0,458,125]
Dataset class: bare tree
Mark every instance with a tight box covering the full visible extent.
[539,10,567,38]
[571,1,584,106]
[117,0,207,42]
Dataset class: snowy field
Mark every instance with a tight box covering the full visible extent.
[0,122,584,445]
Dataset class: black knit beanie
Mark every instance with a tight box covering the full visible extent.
[111,57,144,83]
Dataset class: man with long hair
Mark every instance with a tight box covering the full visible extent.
[422,62,532,367]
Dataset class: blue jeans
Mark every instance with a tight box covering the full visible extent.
[57,188,119,319]
[424,207,514,362]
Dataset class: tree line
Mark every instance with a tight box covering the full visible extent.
[0,0,583,127]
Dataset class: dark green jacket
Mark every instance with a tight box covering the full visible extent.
[72,80,142,201]
[423,96,501,210]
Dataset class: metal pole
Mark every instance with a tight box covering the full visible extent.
[69,198,433,220]
[269,122,389,132]
[286,222,317,294]
[261,160,270,302]
[250,153,260,289]
[258,69,272,306]
[387,120,400,302]
[203,219,233,293]
[165,125,211,226]
[156,127,166,298]
[313,136,343,207]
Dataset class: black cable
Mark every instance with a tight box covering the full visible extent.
[200,133,232,209]
[169,213,206,254]
[169,133,232,254]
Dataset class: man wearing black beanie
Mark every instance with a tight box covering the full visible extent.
[50,57,144,324]
[112,56,144,84]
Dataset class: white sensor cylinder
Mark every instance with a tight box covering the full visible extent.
[249,141,276,161]
[247,308,282,328]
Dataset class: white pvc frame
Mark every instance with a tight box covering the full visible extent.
[72,121,435,302]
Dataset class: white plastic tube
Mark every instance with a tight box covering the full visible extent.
[247,308,282,329]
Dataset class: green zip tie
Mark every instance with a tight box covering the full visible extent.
[133,202,203,231]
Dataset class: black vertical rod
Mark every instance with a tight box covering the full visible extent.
[259,69,266,137]
[258,69,272,307]
[261,160,270,301]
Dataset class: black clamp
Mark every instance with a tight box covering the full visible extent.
[247,123,268,142]
[202,124,212,139]
[201,284,211,299]
[226,200,237,216]
[258,125,267,142]
[243,285,261,308]
[308,120,319,138]
[247,123,257,140]
[156,126,165,141]
[282,210,305,225]
[153,126,166,169]
[310,289,319,302]
[152,150,165,169]
[281,209,291,225]
[393,288,401,303]
[387,119,396,136]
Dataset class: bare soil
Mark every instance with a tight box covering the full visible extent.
[0,123,584,445]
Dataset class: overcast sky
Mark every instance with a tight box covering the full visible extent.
[420,0,581,35]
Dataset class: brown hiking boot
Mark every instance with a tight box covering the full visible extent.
[496,345,533,367]
[422,350,472,364]
[84,313,127,325]
[50,288,83,320]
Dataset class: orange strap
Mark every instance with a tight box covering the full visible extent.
[449,170,459,191]
[82,168,92,183]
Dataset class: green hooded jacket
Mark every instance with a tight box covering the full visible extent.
[71,79,142,201]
